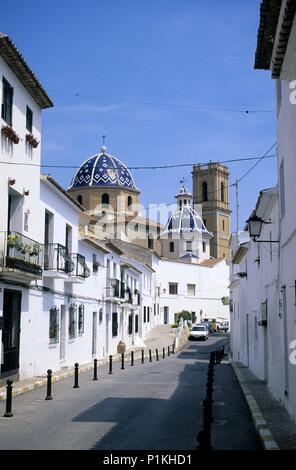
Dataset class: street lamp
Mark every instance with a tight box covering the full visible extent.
[246,213,278,243]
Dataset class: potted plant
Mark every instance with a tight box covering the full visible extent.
[26,133,39,148]
[1,125,20,144]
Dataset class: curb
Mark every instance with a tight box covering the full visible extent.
[0,345,181,402]
[231,361,280,450]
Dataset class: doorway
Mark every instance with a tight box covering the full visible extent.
[1,289,22,378]
[92,312,97,356]
[164,306,169,324]
[60,305,66,362]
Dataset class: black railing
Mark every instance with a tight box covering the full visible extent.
[107,278,121,298]
[0,231,43,276]
[44,243,74,273]
[69,253,90,279]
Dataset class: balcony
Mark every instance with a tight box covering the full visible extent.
[67,253,90,283]
[105,278,121,300]
[0,231,43,283]
[43,243,75,279]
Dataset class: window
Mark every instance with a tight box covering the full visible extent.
[77,195,83,205]
[186,241,192,252]
[202,241,206,253]
[254,316,258,340]
[179,200,182,208]
[78,305,85,334]
[222,219,225,231]
[148,235,154,250]
[26,106,33,133]
[169,241,174,253]
[202,182,208,202]
[221,182,225,202]
[187,284,196,296]
[128,314,133,335]
[147,307,150,323]
[135,314,139,333]
[280,160,285,217]
[134,223,139,232]
[99,308,103,324]
[127,195,132,208]
[102,193,109,205]
[49,307,59,344]
[69,305,77,339]
[203,219,207,227]
[154,304,156,316]
[143,306,147,323]
[112,311,118,337]
[169,283,178,295]
[93,254,99,273]
[1,77,13,125]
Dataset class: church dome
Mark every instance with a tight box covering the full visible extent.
[162,206,212,237]
[69,147,139,192]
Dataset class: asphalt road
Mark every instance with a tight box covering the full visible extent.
[0,334,257,450]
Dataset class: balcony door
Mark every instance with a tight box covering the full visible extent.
[60,305,66,362]
[1,289,21,378]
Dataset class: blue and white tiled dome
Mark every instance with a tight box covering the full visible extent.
[162,206,212,236]
[69,146,139,191]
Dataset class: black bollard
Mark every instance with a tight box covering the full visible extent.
[131,351,134,366]
[4,380,13,418]
[141,349,144,364]
[121,353,125,370]
[109,355,113,375]
[73,363,79,388]
[168,345,170,357]
[149,349,152,362]
[163,347,165,359]
[45,369,53,400]
[93,359,98,381]
[156,348,159,361]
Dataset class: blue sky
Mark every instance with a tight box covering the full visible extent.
[2,0,277,229]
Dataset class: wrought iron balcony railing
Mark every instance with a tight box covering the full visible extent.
[44,243,74,274]
[0,231,43,276]
[69,253,90,279]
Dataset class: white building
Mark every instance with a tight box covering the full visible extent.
[231,0,296,421]
[0,33,53,381]
[230,189,281,389]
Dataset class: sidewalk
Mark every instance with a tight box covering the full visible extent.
[211,359,262,450]
[232,362,296,450]
[0,324,178,401]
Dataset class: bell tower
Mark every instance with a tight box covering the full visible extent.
[192,163,230,259]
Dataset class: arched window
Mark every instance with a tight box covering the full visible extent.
[102,193,109,205]
[127,195,133,208]
[221,182,225,202]
[77,195,83,205]
[202,182,208,202]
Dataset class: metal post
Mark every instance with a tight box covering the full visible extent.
[121,353,125,370]
[156,348,159,361]
[131,350,134,366]
[73,363,79,388]
[172,344,175,354]
[45,369,53,400]
[93,359,98,381]
[168,345,170,356]
[4,380,13,418]
[109,355,113,374]
[141,349,144,364]
[163,347,165,359]
[149,349,152,362]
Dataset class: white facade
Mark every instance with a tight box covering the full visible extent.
[158,258,230,325]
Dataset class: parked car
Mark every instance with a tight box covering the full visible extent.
[189,324,209,341]
[216,320,229,333]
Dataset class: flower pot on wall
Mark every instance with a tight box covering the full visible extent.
[117,341,126,353]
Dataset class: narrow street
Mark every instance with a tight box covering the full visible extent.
[0,335,260,450]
